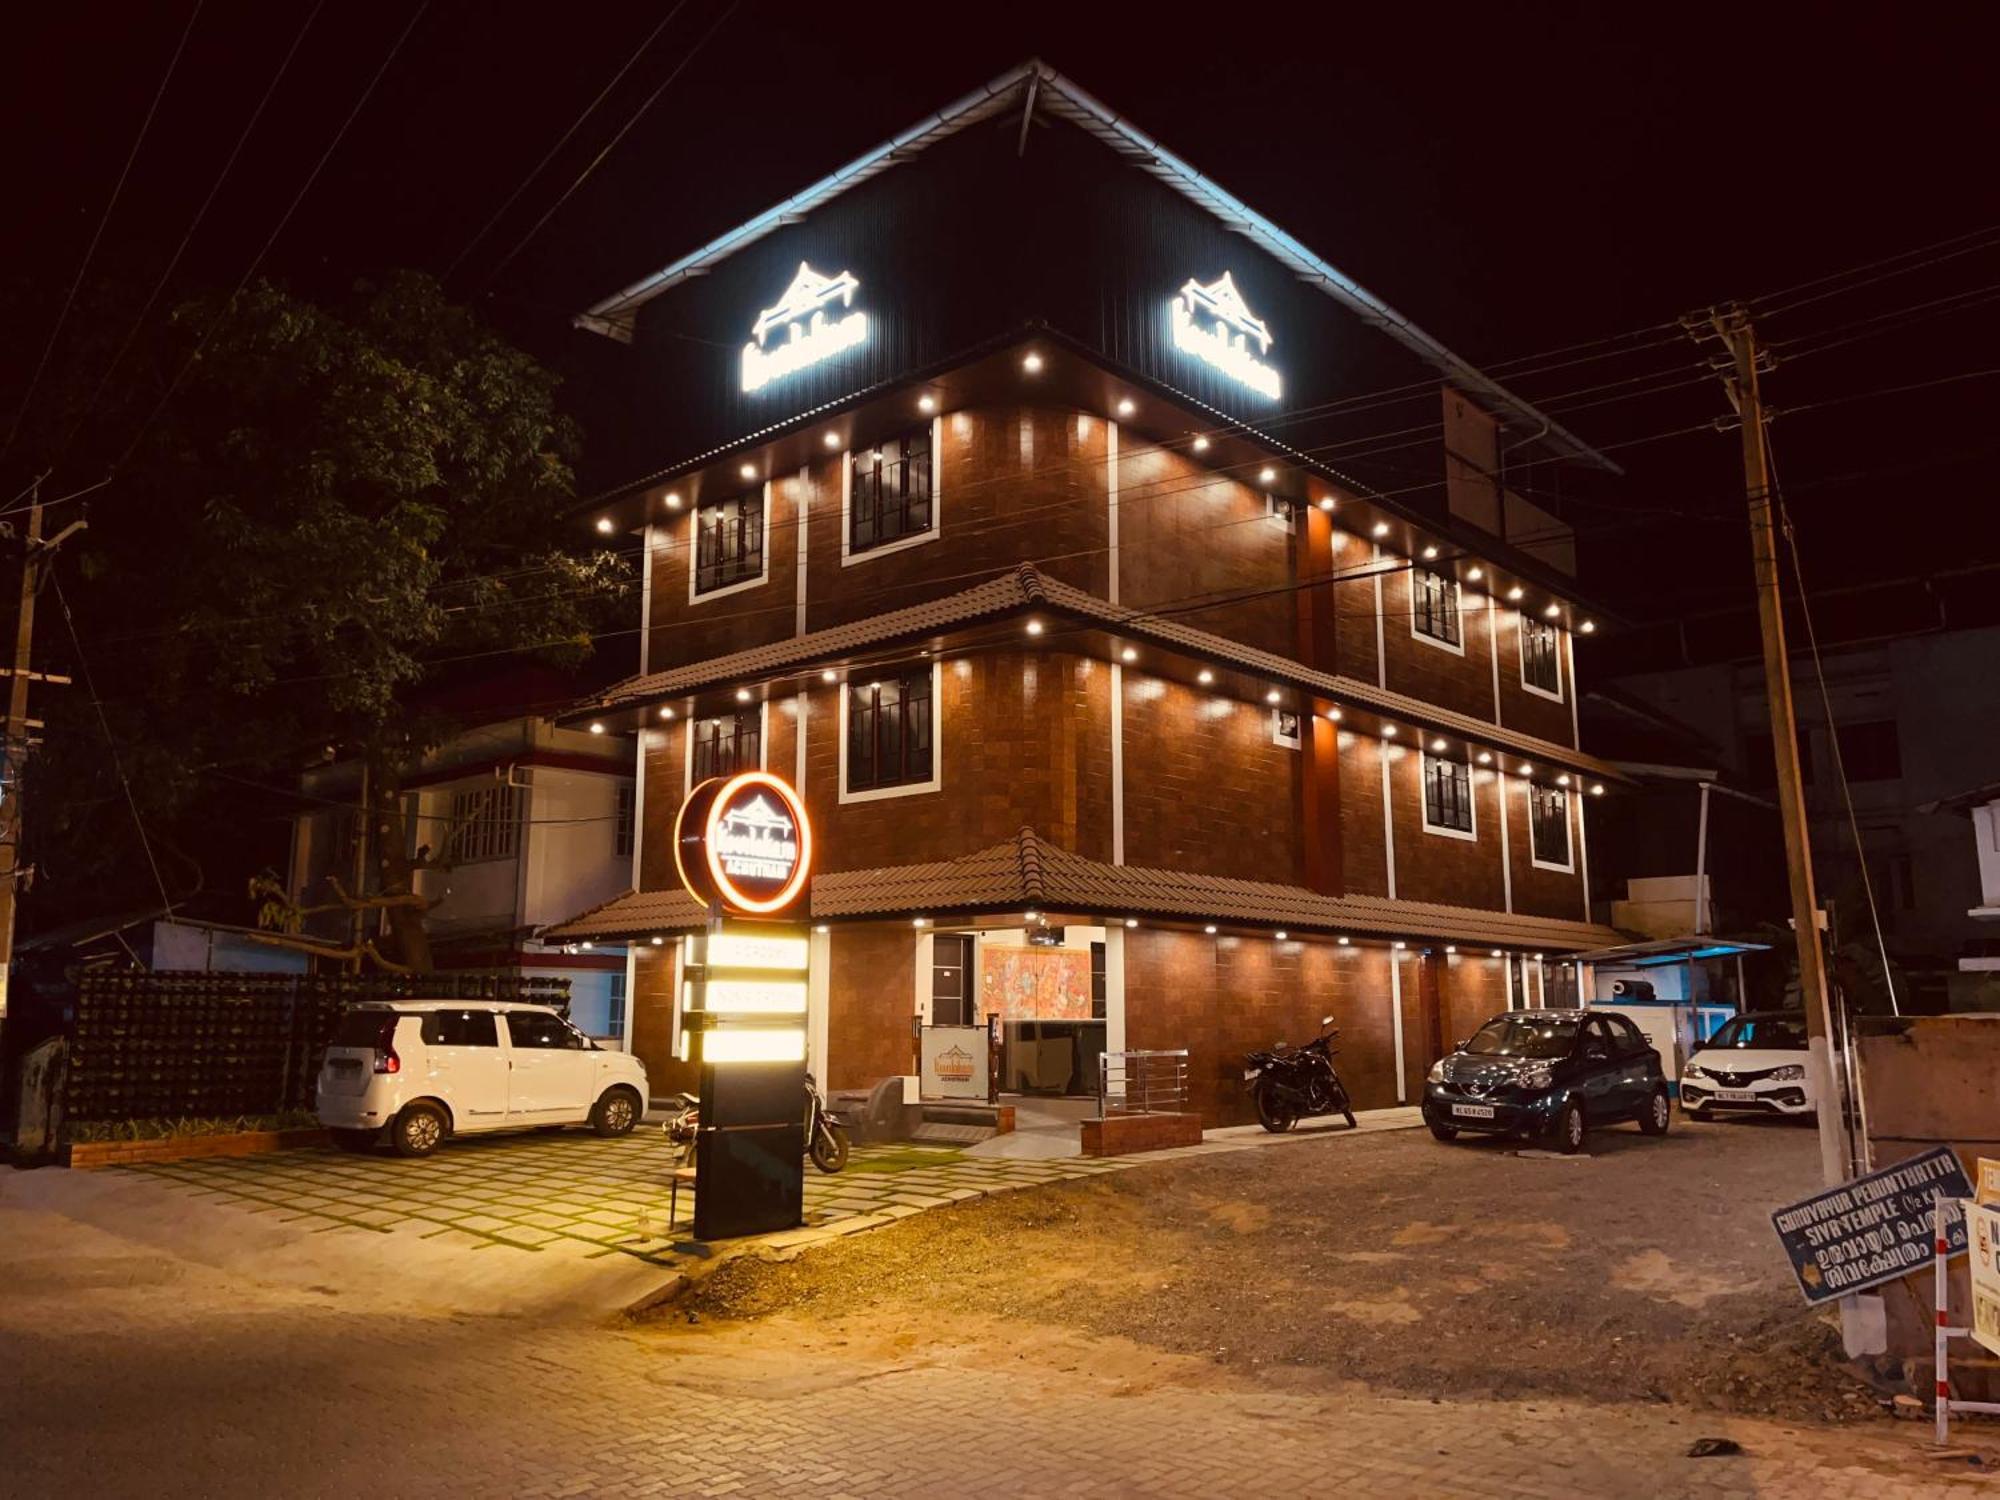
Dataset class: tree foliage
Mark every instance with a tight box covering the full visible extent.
[29,274,628,963]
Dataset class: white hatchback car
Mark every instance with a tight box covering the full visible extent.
[316,1001,649,1157]
[1679,1010,1813,1120]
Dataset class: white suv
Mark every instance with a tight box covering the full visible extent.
[315,1001,649,1157]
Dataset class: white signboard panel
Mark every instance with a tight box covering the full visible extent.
[919,1024,989,1101]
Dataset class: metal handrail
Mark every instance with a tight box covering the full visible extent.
[1098,1048,1189,1117]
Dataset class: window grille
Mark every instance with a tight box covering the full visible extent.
[445,784,521,863]
[695,489,763,594]
[1530,784,1571,865]
[849,425,934,553]
[1423,754,1474,833]
[1414,567,1461,646]
[1522,617,1561,694]
[692,710,761,782]
[846,668,934,792]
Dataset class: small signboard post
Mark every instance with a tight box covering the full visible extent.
[1770,1145,1972,1306]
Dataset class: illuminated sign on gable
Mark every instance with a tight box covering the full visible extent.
[740,262,868,392]
[1171,271,1281,400]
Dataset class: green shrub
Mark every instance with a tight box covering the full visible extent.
[67,1110,320,1144]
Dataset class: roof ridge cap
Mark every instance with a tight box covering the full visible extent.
[1014,826,1046,904]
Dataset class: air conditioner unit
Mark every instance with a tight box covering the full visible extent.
[1610,978,1656,1001]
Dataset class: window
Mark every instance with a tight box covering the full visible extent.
[1603,1014,1650,1056]
[849,425,934,555]
[1581,1016,1618,1060]
[1529,783,1571,868]
[1413,567,1461,647]
[1835,720,1902,782]
[1090,940,1107,1021]
[446,785,520,863]
[606,972,626,1042]
[931,933,972,1026]
[613,783,635,860]
[845,667,935,795]
[692,709,762,783]
[420,1009,499,1047]
[694,489,764,595]
[1422,753,1475,837]
[506,1009,587,1050]
[1521,617,1561,696]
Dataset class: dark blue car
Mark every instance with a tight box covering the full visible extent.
[1422,1009,1671,1153]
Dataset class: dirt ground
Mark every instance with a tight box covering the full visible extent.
[664,1114,1888,1423]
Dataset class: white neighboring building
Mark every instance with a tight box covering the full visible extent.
[287,718,637,1040]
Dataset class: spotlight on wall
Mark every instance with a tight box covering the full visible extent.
[1022,352,1044,373]
[1197,669,1215,685]
[918,394,937,413]
[580,941,594,951]
[1117,398,1135,416]
[588,722,604,735]
[595,517,613,534]
[1120,646,1137,663]
[1193,435,1210,453]
[1371,521,1391,538]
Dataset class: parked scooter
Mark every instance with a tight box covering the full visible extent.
[1244,1016,1359,1133]
[664,1073,851,1173]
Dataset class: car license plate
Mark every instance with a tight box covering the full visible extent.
[331,1058,360,1072]
[1713,1088,1756,1102]
[1242,1069,1259,1082]
[1452,1103,1496,1119]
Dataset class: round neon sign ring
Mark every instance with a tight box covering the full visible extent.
[675,770,813,917]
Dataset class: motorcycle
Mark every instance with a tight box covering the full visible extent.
[1244,1016,1359,1133]
[664,1072,851,1173]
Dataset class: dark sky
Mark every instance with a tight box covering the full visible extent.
[10,0,2000,635]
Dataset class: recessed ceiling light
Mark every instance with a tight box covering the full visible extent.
[1430,738,1446,752]
[1265,689,1281,704]
[735,688,751,703]
[595,517,613,534]
[1274,931,1288,942]
[1421,544,1438,560]
[815,924,830,934]
[1544,602,1561,618]
[1557,774,1571,787]
[1580,619,1596,634]
[1023,352,1043,373]
[1124,918,1138,928]
[1337,935,1350,946]
[1393,940,1408,950]
[1025,911,1039,923]
[1383,724,1398,738]
[1259,466,1276,483]
[1318,497,1335,511]
[1491,948,1503,958]
[1476,751,1491,765]
[588,722,604,735]
[1327,707,1343,722]
[913,917,929,928]
[918,394,936,413]
[665,491,682,509]
[1025,619,1044,636]
[1192,436,1210,453]
[823,432,841,449]
[651,935,664,946]
[1507,585,1524,601]
[1117,398,1135,416]
[1197,669,1214,685]
[1518,762,1533,775]
[1204,924,1217,935]
[739,463,757,480]
[821,669,837,683]
[659,706,674,720]
[1120,647,1137,662]
[1444,945,1456,955]
[1533,952,1544,961]
[1590,783,1605,796]
[1466,566,1483,581]
[1372,521,1391,538]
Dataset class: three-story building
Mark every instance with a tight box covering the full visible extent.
[545,61,1628,1121]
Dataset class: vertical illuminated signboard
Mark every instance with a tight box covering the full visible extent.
[674,770,815,1238]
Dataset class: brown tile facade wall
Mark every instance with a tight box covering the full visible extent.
[1383,745,1508,911]
[1121,928,1409,1126]
[1490,606,1577,747]
[1332,538,1382,683]
[646,474,804,674]
[1116,438,1295,656]
[1439,953,1513,1052]
[1338,731,1390,897]
[1379,563,1503,723]
[825,925,916,1090]
[629,943,696,1100]
[1503,775,1587,922]
[1120,674,1301,883]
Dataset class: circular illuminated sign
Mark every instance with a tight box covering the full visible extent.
[673,770,813,916]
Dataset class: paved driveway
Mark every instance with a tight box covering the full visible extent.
[128,1128,1137,1267]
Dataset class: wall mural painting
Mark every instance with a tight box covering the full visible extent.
[983,946,1092,1021]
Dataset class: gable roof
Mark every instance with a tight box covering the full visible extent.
[565,563,1629,783]
[541,827,1625,952]
[576,58,1614,473]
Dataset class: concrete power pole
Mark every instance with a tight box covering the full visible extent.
[1706,306,1847,1194]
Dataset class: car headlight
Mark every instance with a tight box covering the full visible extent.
[1517,1064,1553,1091]
[1683,1063,1704,1080]
[1770,1064,1805,1082]
[1427,1059,1447,1083]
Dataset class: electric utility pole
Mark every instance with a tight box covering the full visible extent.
[1696,305,1846,1193]
[0,481,81,1021]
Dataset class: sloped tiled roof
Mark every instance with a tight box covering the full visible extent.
[540,829,1625,954]
[570,563,1625,782]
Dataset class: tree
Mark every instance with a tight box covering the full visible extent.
[29,273,628,968]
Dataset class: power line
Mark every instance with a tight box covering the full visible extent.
[445,1,690,283]
[1750,223,2000,319]
[2,0,204,459]
[476,0,741,289]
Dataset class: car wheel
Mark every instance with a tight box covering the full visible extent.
[1254,1083,1296,1134]
[1555,1099,1587,1155]
[391,1102,447,1158]
[1428,1121,1459,1142]
[591,1086,641,1138]
[1638,1086,1671,1136]
[330,1127,379,1154]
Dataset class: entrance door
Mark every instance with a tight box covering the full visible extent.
[504,1008,597,1119]
[931,934,973,1026]
[420,1008,508,1123]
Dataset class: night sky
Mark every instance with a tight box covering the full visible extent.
[9,1,2000,637]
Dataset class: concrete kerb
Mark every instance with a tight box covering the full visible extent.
[620,1106,1427,1315]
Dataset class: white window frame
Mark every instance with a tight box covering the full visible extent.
[1409,566,1466,656]
[682,700,769,797]
[1527,782,1575,872]
[688,481,773,604]
[841,417,941,567]
[1270,706,1302,749]
[838,659,943,804]
[1419,752,1478,842]
[612,781,636,860]
[1518,614,1565,703]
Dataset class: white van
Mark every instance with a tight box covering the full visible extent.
[315,1001,649,1157]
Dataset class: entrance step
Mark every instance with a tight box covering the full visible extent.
[909,1121,997,1145]
[918,1102,1015,1134]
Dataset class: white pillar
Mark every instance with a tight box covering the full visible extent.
[1104,925,1127,1055]
[1389,949,1407,1103]
[808,925,831,1086]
